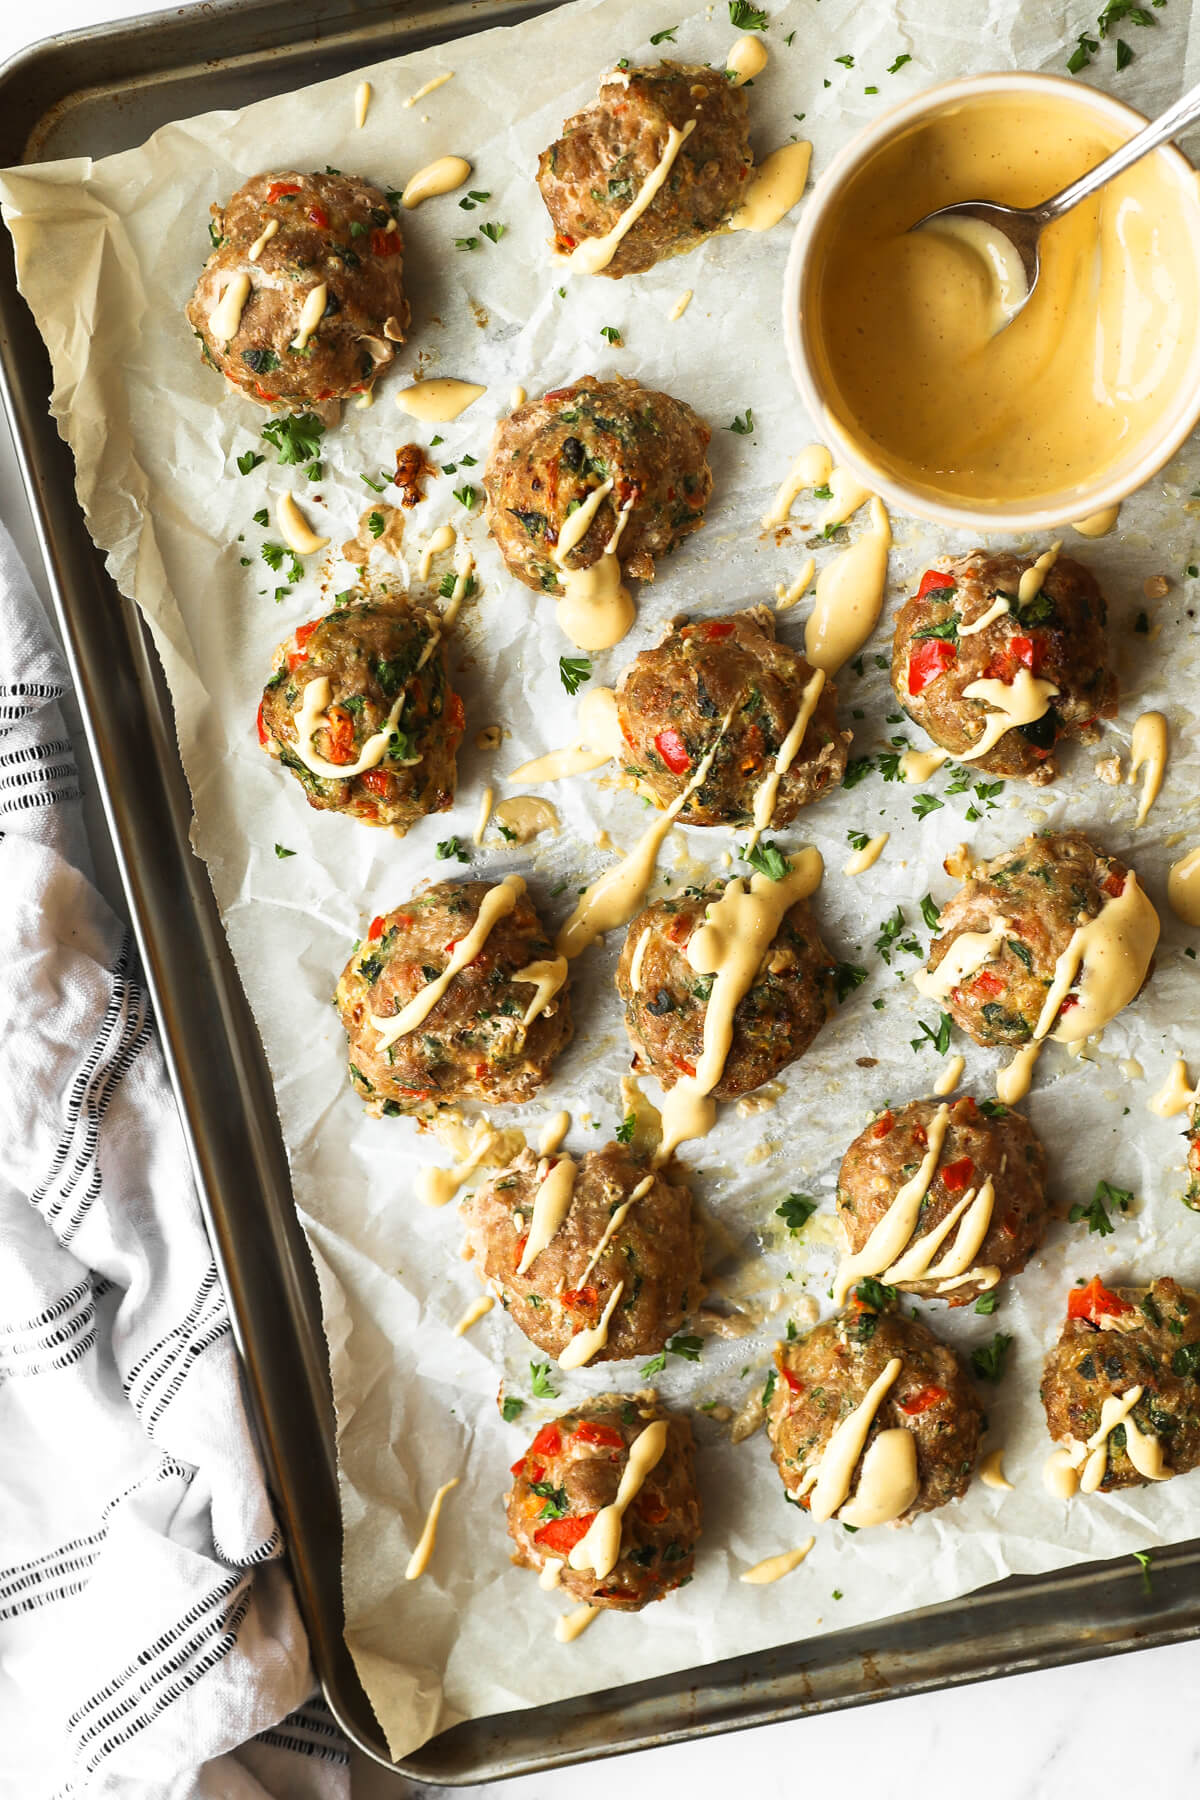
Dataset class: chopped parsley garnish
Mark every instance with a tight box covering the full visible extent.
[501,1395,525,1422]
[457,190,492,210]
[260,542,304,582]
[728,1,769,28]
[436,837,469,862]
[834,961,868,1003]
[741,839,788,881]
[912,794,944,820]
[438,570,478,602]
[236,450,265,475]
[600,325,624,345]
[615,1111,636,1145]
[530,1481,569,1519]
[650,25,678,42]
[842,755,875,789]
[910,1012,952,1055]
[529,1360,558,1399]
[726,408,754,435]
[274,844,296,859]
[559,654,592,695]
[978,1099,1008,1118]
[252,508,269,527]
[912,614,960,642]
[360,471,387,492]
[888,52,912,71]
[497,823,517,842]
[855,1277,896,1312]
[975,1292,998,1316]
[479,220,506,243]
[761,1369,777,1408]
[874,906,921,965]
[970,1332,1013,1383]
[920,893,941,931]
[847,830,870,852]
[1133,1548,1153,1593]
[965,780,1004,823]
[261,412,325,465]
[453,484,478,510]
[367,511,385,539]
[1069,1179,1133,1237]
[640,1333,703,1378]
[776,1193,817,1234]
[455,235,479,252]
[834,52,855,67]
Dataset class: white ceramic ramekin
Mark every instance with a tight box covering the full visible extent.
[782,72,1200,532]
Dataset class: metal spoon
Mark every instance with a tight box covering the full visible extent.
[913,77,1200,329]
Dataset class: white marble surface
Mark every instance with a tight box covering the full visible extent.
[4,3,1198,1793]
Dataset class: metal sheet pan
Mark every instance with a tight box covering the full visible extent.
[1,0,1198,1779]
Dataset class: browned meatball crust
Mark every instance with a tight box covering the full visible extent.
[537,63,753,278]
[1041,1277,1200,1492]
[615,608,849,826]
[335,879,571,1113]
[766,1305,983,1523]
[461,1144,701,1363]
[506,1399,700,1608]
[891,552,1118,785]
[837,1095,1049,1304]
[922,832,1141,1049]
[482,376,711,594]
[187,170,408,410]
[616,884,835,1100]
[259,590,462,830]
[1187,1113,1200,1211]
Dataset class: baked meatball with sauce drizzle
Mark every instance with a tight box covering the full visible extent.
[1041,1276,1200,1493]
[891,552,1117,785]
[537,63,753,278]
[765,1299,983,1525]
[837,1095,1049,1306]
[482,376,711,595]
[506,1398,700,1608]
[919,832,1148,1050]
[187,170,409,412]
[335,877,571,1114]
[616,882,835,1100]
[259,589,462,830]
[461,1144,701,1364]
[615,607,849,826]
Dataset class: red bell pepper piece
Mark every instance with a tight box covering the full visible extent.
[872,1111,895,1139]
[1103,869,1127,899]
[323,705,355,764]
[307,204,329,229]
[534,1513,595,1553]
[781,1367,804,1394]
[572,1421,624,1448]
[367,915,385,941]
[700,620,735,640]
[370,227,402,256]
[530,1423,563,1459]
[969,969,1005,999]
[560,1286,599,1312]
[360,770,391,797]
[900,1384,947,1416]
[256,699,268,746]
[908,637,957,697]
[266,180,302,203]
[654,727,691,774]
[917,568,956,598]
[1068,1277,1133,1324]
[941,1157,975,1192]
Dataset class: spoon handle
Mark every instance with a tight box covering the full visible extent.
[1037,75,1200,224]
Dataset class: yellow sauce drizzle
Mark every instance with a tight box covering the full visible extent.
[668,289,693,321]
[355,81,371,129]
[404,72,453,108]
[558,1281,625,1369]
[799,1357,903,1522]
[292,675,411,780]
[508,745,613,784]
[576,1175,655,1289]
[729,142,812,233]
[568,1422,669,1576]
[539,1556,564,1590]
[842,831,889,876]
[833,1104,950,1304]
[405,1478,459,1580]
[511,384,527,408]
[762,444,832,529]
[933,1052,966,1097]
[1071,504,1119,538]
[628,927,651,993]
[837,1427,919,1528]
[1130,710,1167,826]
[553,488,636,651]
[1148,1056,1196,1118]
[814,466,872,533]
[518,1155,578,1273]
[561,121,697,274]
[401,156,472,209]
[739,1537,816,1585]
[980,1448,1013,1491]
[370,876,524,1051]
[655,852,824,1162]
[494,795,559,844]
[247,218,278,262]
[726,33,769,85]
[902,668,1059,784]
[554,1603,598,1643]
[417,523,456,581]
[395,378,486,422]
[210,272,251,342]
[804,497,892,674]
[291,282,327,352]
[474,785,495,846]
[958,595,1010,637]
[417,1119,499,1208]
[1168,845,1200,927]
[775,556,815,612]
[452,1294,493,1336]
[1077,1386,1169,1491]
[1043,1448,1080,1499]
[276,491,329,556]
[747,668,826,844]
[539,1111,570,1156]
[1017,543,1060,605]
[513,957,568,1027]
[914,916,1009,1002]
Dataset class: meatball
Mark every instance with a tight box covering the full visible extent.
[335,878,571,1114]
[506,1399,700,1608]
[461,1144,701,1363]
[766,1303,982,1524]
[616,884,834,1100]
[1187,1112,1200,1211]
[482,376,711,595]
[259,591,462,830]
[836,1095,1049,1304]
[1041,1276,1200,1492]
[186,170,408,411]
[918,832,1141,1049]
[615,608,849,826]
[537,63,753,278]
[891,552,1118,785]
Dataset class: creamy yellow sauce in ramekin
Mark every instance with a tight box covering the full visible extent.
[805,92,1200,510]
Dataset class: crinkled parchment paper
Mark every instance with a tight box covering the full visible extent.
[7,0,1200,1759]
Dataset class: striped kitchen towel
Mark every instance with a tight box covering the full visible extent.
[0,519,350,1800]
